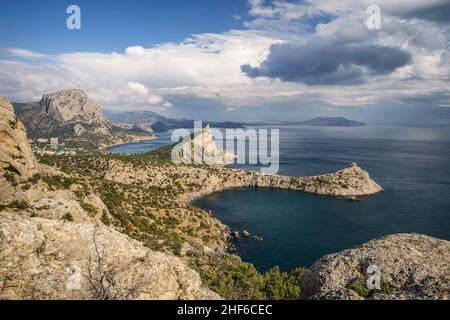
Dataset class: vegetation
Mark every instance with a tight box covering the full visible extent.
[0,200,29,211]
[80,202,98,216]
[350,276,393,298]
[33,149,308,300]
[62,212,74,222]
[42,174,78,190]
[200,262,304,300]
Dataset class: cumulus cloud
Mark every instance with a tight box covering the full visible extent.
[0,0,449,118]
[242,42,412,85]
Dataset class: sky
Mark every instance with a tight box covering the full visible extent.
[1,0,450,124]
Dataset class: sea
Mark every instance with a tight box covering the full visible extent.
[109,125,450,272]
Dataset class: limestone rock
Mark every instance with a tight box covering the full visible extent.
[301,233,450,300]
[40,89,107,124]
[73,123,87,136]
[172,124,236,166]
[0,214,221,300]
[0,97,39,187]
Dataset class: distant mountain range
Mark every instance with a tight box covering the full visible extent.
[105,111,365,132]
[289,117,365,127]
[104,110,243,133]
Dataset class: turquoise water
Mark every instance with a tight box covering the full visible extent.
[111,125,450,271]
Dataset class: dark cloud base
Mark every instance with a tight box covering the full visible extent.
[242,42,412,85]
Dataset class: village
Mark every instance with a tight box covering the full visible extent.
[30,137,86,156]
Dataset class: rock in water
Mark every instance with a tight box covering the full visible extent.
[0,97,39,183]
[302,233,450,300]
[0,214,220,300]
[172,124,236,166]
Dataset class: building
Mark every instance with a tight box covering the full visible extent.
[36,138,48,143]
[50,138,59,146]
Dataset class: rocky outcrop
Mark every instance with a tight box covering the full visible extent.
[177,162,382,203]
[0,214,220,300]
[40,89,107,125]
[0,97,39,194]
[301,234,450,300]
[14,89,154,144]
[172,124,236,166]
[73,123,87,137]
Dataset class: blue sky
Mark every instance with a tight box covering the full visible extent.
[0,0,249,53]
[1,0,449,124]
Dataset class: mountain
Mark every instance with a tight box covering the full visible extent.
[104,110,243,133]
[13,89,154,150]
[294,117,365,127]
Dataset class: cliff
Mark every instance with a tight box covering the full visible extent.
[0,213,219,300]
[301,233,450,300]
[0,97,40,201]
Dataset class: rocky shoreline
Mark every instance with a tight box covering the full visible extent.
[180,162,383,204]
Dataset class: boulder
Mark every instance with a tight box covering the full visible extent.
[302,233,450,300]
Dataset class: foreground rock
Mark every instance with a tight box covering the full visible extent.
[302,233,450,300]
[0,97,40,202]
[0,214,220,300]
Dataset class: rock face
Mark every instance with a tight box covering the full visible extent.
[0,96,39,183]
[40,89,107,125]
[302,233,450,300]
[73,123,87,137]
[0,214,220,300]
[172,124,236,165]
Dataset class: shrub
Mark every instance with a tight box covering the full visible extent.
[350,276,393,298]
[62,212,74,222]
[200,263,304,300]
[80,202,98,216]
[101,212,111,226]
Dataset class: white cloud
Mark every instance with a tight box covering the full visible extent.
[0,48,47,59]
[0,0,449,116]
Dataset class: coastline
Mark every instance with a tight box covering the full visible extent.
[99,135,157,152]
[179,163,383,205]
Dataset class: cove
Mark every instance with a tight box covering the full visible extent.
[193,184,450,272]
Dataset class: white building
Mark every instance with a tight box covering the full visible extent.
[50,138,59,146]
[37,138,48,143]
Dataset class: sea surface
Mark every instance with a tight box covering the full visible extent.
[110,125,450,272]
